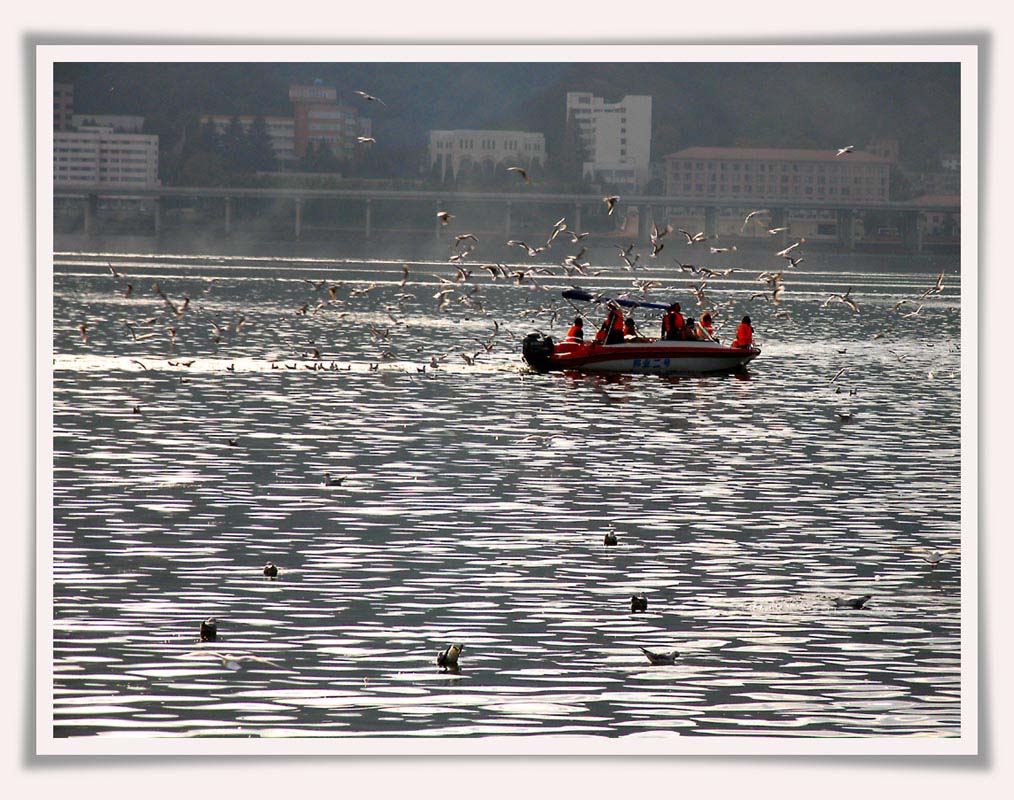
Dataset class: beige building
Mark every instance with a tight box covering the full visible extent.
[664,146,892,204]
[429,129,545,181]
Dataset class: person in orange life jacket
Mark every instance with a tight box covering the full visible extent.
[595,305,625,345]
[700,312,716,340]
[732,315,754,348]
[623,316,639,340]
[564,317,584,343]
[661,302,684,341]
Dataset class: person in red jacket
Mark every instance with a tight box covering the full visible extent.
[700,312,716,340]
[732,315,754,348]
[660,302,684,341]
[564,317,584,343]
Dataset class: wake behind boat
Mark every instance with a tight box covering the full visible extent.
[522,288,761,375]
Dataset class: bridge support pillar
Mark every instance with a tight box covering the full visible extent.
[901,210,923,253]
[224,197,233,235]
[294,198,303,241]
[365,199,372,240]
[153,197,162,235]
[637,205,650,242]
[837,209,856,251]
[704,206,718,239]
[505,201,512,238]
[572,204,582,233]
[435,201,443,239]
[84,194,97,236]
[769,207,788,245]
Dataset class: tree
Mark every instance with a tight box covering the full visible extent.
[247,115,277,173]
[221,115,249,174]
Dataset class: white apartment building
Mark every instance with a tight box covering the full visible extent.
[54,127,160,188]
[429,129,545,181]
[201,114,297,165]
[565,92,652,190]
[71,114,145,133]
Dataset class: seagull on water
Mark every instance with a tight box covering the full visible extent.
[199,652,283,671]
[200,618,218,642]
[437,643,464,672]
[263,562,279,580]
[322,472,347,486]
[604,527,618,546]
[639,647,679,665]
[630,594,648,613]
[917,549,959,570]
[832,594,872,609]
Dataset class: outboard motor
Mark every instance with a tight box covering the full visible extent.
[522,332,555,372]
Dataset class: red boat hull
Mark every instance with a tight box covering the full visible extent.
[523,336,760,374]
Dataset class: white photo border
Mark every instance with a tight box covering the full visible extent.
[35,42,978,757]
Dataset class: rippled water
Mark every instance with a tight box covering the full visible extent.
[49,247,963,740]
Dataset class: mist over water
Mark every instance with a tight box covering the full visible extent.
[50,245,962,740]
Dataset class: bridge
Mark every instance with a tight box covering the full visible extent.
[53,184,960,252]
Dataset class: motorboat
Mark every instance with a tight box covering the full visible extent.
[522,334,760,374]
[521,287,760,375]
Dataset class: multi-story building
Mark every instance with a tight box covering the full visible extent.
[915,194,961,240]
[200,114,297,165]
[71,114,145,133]
[53,126,160,188]
[867,138,900,164]
[660,146,893,240]
[428,129,545,181]
[906,170,960,197]
[289,83,371,161]
[663,146,892,204]
[565,92,652,190]
[54,83,73,131]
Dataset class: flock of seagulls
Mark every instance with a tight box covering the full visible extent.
[70,127,957,678]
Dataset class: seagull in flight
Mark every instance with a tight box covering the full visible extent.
[356,136,376,144]
[836,145,855,157]
[603,196,619,215]
[740,209,769,234]
[822,287,860,314]
[354,90,387,106]
[919,270,947,298]
[506,166,531,184]
[437,211,454,226]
